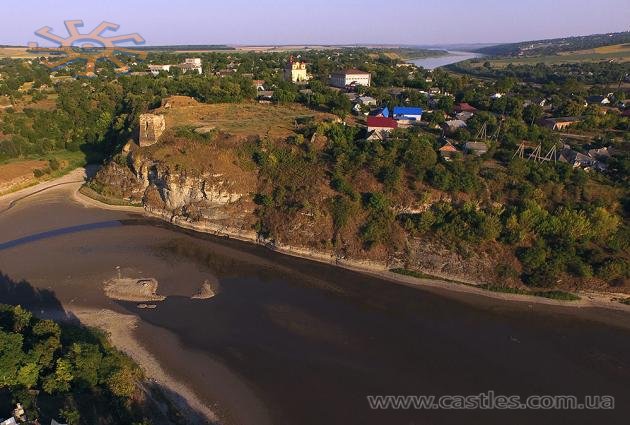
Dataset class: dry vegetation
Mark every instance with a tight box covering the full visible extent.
[0,47,40,59]
[158,96,339,139]
[0,160,48,189]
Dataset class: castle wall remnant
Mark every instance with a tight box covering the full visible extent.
[139,114,166,147]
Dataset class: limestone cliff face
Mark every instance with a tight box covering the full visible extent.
[95,150,257,232]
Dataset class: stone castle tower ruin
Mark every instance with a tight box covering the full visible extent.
[139,114,166,147]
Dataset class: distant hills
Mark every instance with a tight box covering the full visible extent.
[475,31,630,57]
[135,45,235,51]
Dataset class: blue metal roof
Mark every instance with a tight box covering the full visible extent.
[368,106,389,117]
[393,106,423,116]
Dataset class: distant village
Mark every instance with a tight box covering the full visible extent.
[2,48,628,177]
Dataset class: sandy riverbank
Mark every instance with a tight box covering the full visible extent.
[59,307,220,424]
[69,176,630,316]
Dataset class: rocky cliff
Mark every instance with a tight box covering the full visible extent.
[90,98,505,287]
[94,146,258,234]
[92,144,503,287]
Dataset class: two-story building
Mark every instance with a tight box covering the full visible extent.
[330,69,371,88]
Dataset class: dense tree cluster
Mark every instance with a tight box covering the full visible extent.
[450,60,630,86]
[0,304,146,424]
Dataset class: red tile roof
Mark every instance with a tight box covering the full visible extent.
[439,143,458,152]
[367,116,398,128]
[454,103,477,113]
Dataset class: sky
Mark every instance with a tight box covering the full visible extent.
[1,0,629,47]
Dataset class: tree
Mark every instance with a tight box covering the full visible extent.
[106,366,137,398]
[0,331,24,387]
[518,239,548,271]
[43,358,74,394]
[437,96,454,113]
[523,104,543,125]
[404,137,437,179]
[590,207,620,243]
[59,406,80,425]
[557,100,584,117]
[330,195,356,235]
[361,193,394,248]
[16,362,40,389]
[12,306,32,333]
[69,343,102,389]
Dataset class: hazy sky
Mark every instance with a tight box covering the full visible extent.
[1,0,629,46]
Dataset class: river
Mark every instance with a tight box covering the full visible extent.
[1,174,630,425]
[410,50,483,70]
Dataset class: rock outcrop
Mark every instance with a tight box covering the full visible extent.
[104,278,166,302]
[94,146,257,233]
[139,114,166,147]
[191,279,220,299]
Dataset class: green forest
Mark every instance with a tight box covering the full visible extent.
[0,304,150,424]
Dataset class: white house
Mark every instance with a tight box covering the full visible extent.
[148,64,172,76]
[442,119,468,134]
[357,96,377,106]
[180,58,203,74]
[330,69,371,88]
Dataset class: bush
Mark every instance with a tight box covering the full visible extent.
[390,268,433,279]
[532,291,581,301]
[496,264,519,280]
[330,196,356,233]
[360,193,394,248]
[48,157,61,171]
[596,259,630,284]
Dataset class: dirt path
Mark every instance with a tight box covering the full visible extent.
[0,167,87,213]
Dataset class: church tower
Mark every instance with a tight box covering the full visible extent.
[283,56,310,83]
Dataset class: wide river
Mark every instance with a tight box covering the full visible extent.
[410,50,483,69]
[1,174,630,425]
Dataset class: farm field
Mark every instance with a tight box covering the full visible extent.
[0,47,40,58]
[0,151,86,195]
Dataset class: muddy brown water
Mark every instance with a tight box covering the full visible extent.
[1,185,630,425]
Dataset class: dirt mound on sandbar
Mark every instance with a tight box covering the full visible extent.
[191,278,220,300]
[104,278,166,302]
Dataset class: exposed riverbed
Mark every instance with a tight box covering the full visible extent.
[1,173,630,425]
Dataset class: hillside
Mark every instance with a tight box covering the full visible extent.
[90,96,629,296]
[476,31,630,57]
